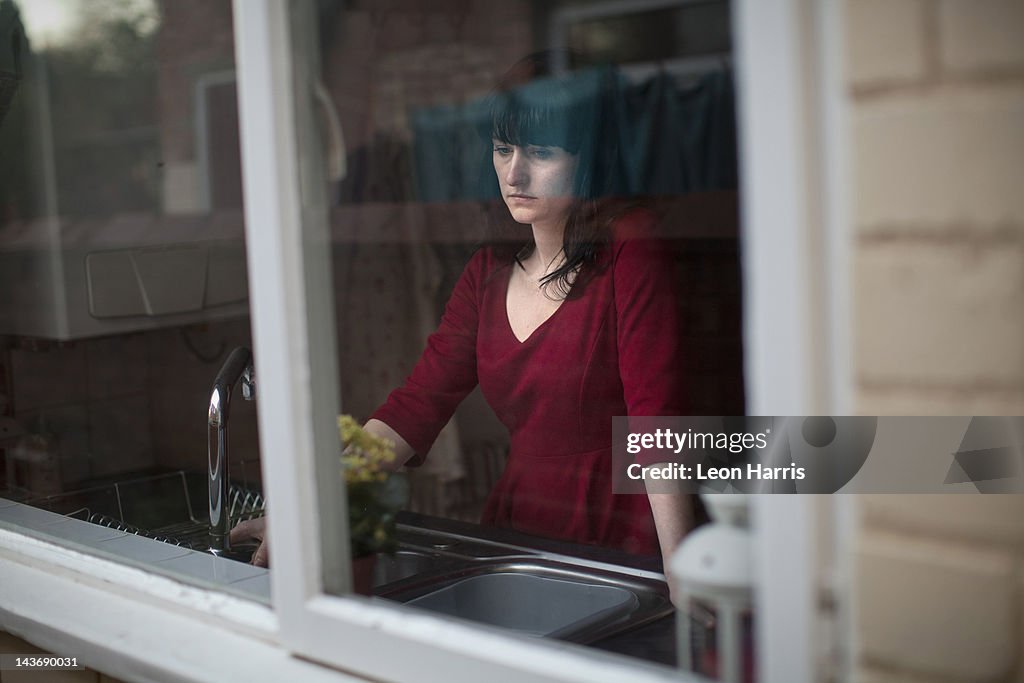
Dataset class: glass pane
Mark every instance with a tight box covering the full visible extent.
[299,0,741,670]
[1,0,267,593]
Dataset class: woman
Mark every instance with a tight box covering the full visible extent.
[233,53,693,571]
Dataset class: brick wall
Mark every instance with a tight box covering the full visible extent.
[845,1,1024,681]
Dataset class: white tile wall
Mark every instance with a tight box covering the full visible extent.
[95,534,192,563]
[9,345,88,412]
[152,551,266,585]
[84,334,150,402]
[87,395,155,479]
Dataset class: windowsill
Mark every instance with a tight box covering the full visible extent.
[0,497,354,682]
[0,498,687,683]
[0,497,271,602]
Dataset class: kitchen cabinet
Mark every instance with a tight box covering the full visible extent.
[0,212,248,340]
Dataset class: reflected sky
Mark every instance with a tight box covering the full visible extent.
[15,0,157,48]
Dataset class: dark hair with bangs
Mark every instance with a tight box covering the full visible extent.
[485,51,627,299]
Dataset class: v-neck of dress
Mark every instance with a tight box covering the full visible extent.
[503,265,569,345]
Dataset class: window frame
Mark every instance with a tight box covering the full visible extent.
[0,0,852,681]
[739,1,854,681]
[234,2,694,680]
[243,0,852,680]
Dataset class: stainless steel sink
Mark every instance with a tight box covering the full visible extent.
[378,557,670,644]
[373,549,455,587]
[405,572,638,639]
[370,519,674,646]
[22,473,672,653]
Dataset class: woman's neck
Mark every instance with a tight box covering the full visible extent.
[529,219,566,278]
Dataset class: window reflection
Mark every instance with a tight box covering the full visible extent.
[310,0,743,668]
[317,2,741,524]
[1,0,261,580]
[0,0,746,667]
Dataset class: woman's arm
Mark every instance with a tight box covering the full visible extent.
[648,488,693,606]
[647,486,694,562]
[610,213,695,580]
[233,253,488,566]
[363,418,416,470]
[231,418,414,566]
[366,251,484,465]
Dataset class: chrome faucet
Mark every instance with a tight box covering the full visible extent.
[208,346,255,552]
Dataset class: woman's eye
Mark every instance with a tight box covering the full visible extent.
[530,147,554,159]
[493,145,512,156]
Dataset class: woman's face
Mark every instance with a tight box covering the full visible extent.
[492,139,579,228]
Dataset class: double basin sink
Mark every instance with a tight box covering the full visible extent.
[371,518,674,645]
[24,471,673,650]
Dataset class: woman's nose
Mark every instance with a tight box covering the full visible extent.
[505,151,528,186]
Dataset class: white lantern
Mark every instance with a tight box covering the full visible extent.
[670,493,754,683]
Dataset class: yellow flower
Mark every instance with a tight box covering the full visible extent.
[338,415,397,485]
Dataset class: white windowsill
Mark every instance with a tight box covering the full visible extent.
[0,498,271,603]
[0,499,366,682]
[0,499,693,683]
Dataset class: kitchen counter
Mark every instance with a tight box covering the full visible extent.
[0,495,677,667]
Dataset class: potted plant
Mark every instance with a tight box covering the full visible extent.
[338,415,408,594]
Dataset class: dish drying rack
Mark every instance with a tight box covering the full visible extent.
[27,470,266,550]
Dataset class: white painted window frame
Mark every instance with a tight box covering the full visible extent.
[244,0,853,681]
[738,1,853,683]
[0,1,851,682]
[234,3,693,680]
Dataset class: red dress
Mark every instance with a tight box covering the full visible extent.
[371,210,685,556]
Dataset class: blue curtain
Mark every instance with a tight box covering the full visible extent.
[410,67,737,203]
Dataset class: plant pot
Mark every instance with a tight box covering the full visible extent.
[352,554,376,596]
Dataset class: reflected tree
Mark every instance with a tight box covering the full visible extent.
[0,0,161,221]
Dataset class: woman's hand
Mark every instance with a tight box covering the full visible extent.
[230,516,270,567]
[647,490,694,608]
[224,421,407,570]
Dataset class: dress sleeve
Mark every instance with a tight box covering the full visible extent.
[369,250,484,463]
[612,210,688,420]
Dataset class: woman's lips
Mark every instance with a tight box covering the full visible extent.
[507,194,537,202]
